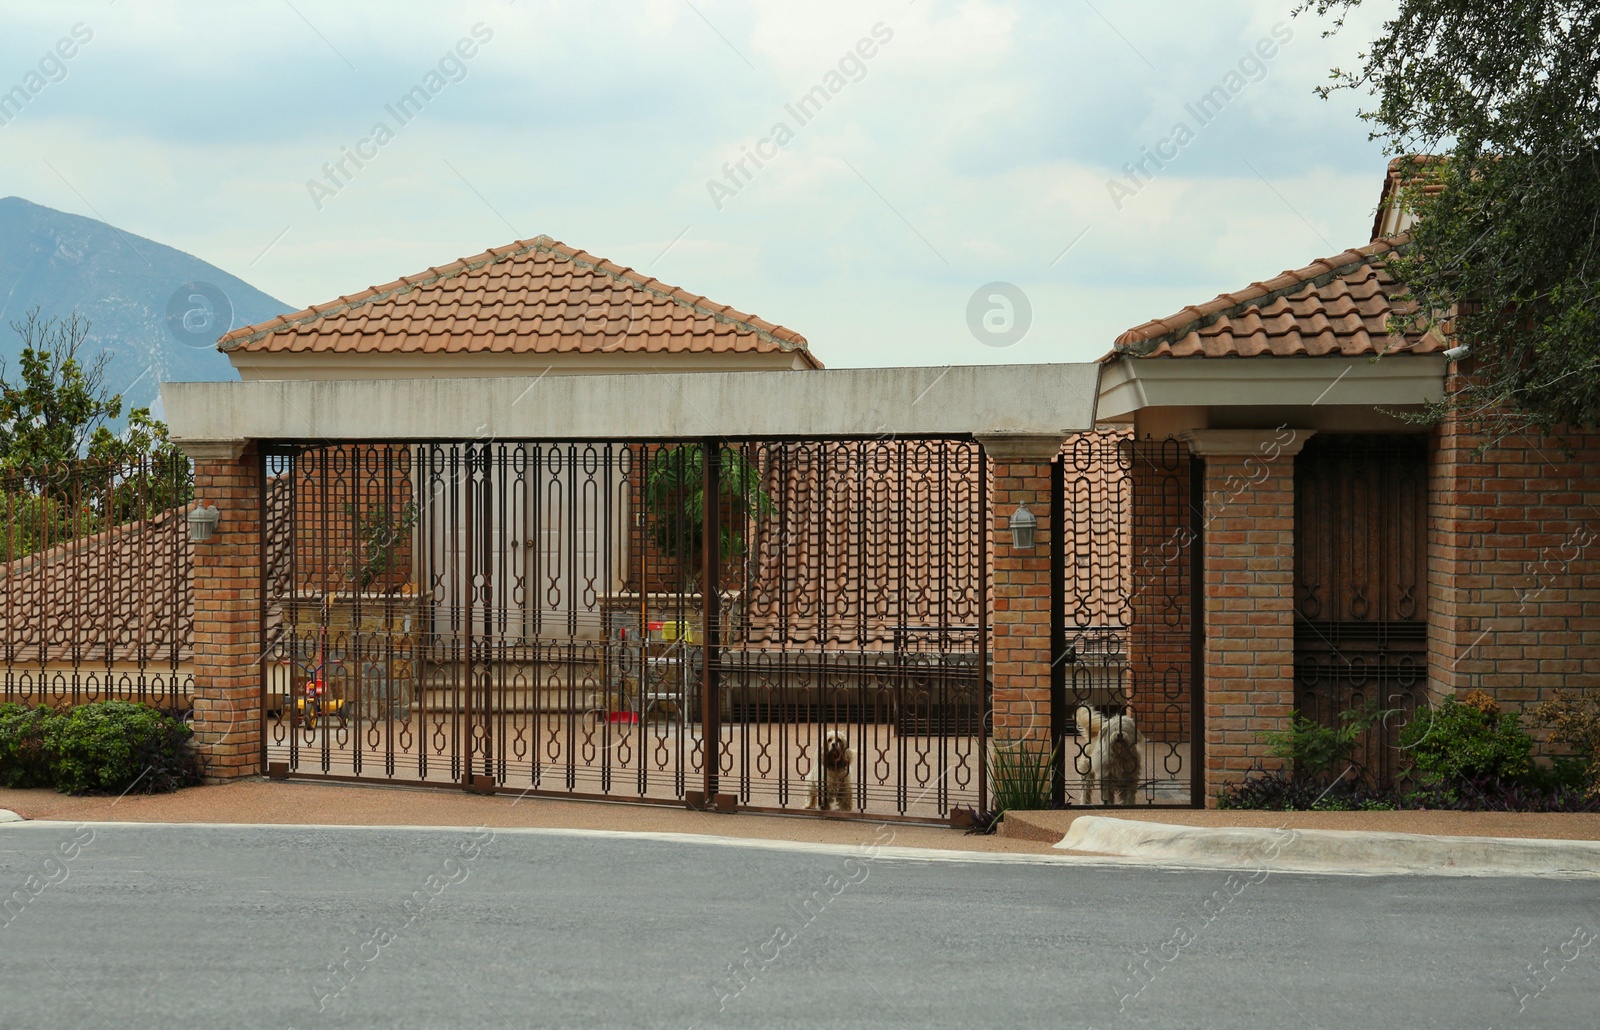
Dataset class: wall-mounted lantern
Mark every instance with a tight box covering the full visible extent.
[187,504,221,543]
[1008,503,1037,550]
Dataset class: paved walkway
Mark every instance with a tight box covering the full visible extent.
[0,779,1054,855]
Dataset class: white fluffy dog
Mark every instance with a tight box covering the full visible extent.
[1075,707,1143,805]
[807,731,855,812]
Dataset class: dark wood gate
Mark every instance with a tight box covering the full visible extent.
[1293,434,1427,786]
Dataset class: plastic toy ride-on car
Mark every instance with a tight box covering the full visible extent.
[295,677,348,729]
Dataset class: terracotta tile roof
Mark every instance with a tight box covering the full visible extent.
[1109,237,1446,360]
[219,235,822,367]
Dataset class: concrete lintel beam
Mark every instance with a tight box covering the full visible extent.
[1181,428,1315,458]
[977,434,1070,462]
[178,439,249,462]
[161,364,1101,443]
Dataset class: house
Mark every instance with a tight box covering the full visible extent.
[1096,158,1600,790]
[19,160,1592,813]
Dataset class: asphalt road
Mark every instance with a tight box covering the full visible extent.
[1,822,1597,1030]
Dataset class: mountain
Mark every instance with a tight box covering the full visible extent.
[0,196,293,416]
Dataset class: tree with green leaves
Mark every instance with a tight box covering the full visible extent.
[644,444,773,592]
[0,309,190,559]
[1299,0,1600,437]
[0,309,184,474]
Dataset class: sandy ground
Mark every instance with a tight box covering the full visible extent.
[6,781,1599,855]
[0,779,1060,855]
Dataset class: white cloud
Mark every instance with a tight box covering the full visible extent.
[0,0,1394,370]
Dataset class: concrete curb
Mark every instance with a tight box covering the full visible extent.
[0,809,22,823]
[1057,815,1600,878]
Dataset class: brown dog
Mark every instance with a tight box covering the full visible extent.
[807,731,855,811]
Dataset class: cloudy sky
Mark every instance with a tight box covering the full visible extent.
[0,0,1392,368]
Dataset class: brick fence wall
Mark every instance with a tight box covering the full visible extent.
[1429,418,1600,718]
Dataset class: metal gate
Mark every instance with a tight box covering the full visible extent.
[1293,434,1426,786]
[261,438,986,821]
[1052,432,1202,806]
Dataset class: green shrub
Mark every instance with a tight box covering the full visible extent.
[1519,755,1591,796]
[1531,690,1600,795]
[1259,703,1392,782]
[0,702,57,788]
[1398,691,1533,786]
[43,701,199,795]
[989,737,1057,813]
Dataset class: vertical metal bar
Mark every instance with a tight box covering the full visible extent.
[977,438,989,815]
[1049,452,1066,808]
[258,447,269,773]
[701,438,721,803]
[317,449,332,773]
[462,444,475,789]
[482,443,496,784]
[1189,452,1206,807]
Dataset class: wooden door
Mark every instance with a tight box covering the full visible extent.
[1293,434,1427,786]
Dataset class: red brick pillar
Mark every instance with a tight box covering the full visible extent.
[1427,415,1477,706]
[980,435,1066,759]
[1182,429,1312,806]
[184,440,263,782]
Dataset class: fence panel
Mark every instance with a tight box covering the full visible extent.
[0,456,194,712]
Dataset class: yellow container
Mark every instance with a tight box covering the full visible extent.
[660,620,700,644]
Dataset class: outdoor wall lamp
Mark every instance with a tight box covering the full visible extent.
[1008,503,1037,550]
[188,504,221,543]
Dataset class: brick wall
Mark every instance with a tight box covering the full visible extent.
[1429,417,1600,720]
[988,449,1056,751]
[191,444,263,781]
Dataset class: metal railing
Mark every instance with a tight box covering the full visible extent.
[0,455,194,712]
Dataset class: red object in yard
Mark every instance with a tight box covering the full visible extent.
[606,712,639,724]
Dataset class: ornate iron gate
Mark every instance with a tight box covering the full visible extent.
[1293,434,1426,786]
[261,438,987,821]
[1052,432,1202,806]
[0,455,194,712]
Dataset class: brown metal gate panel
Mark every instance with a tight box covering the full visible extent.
[1293,434,1427,786]
[1053,432,1201,807]
[261,438,986,821]
[1,455,194,712]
